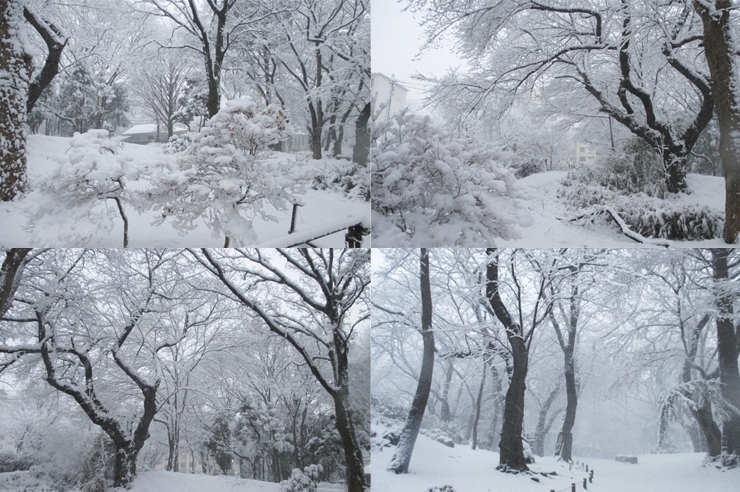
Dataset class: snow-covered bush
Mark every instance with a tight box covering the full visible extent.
[560,169,723,240]
[428,485,455,492]
[372,110,531,246]
[145,99,300,245]
[29,129,140,246]
[309,158,370,201]
[162,132,193,154]
[0,451,34,472]
[280,464,323,492]
[597,138,667,198]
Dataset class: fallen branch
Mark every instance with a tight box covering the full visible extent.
[563,206,671,247]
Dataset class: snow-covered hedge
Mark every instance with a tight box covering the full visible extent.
[309,158,369,201]
[371,110,531,246]
[560,170,723,241]
[146,99,299,245]
[0,451,33,472]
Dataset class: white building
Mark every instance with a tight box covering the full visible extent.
[121,123,189,144]
[371,73,409,122]
[574,141,600,165]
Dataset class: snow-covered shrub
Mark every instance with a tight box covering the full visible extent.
[428,485,455,492]
[145,99,300,245]
[0,451,34,472]
[523,439,535,464]
[310,158,370,201]
[280,464,323,492]
[560,169,723,240]
[29,129,139,246]
[162,132,193,154]
[599,139,667,198]
[372,110,531,246]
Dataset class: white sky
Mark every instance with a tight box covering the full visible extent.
[371,0,462,103]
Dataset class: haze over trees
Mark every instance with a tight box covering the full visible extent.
[0,248,370,491]
[372,249,740,476]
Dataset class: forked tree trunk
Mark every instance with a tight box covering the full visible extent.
[388,248,434,474]
[694,1,740,243]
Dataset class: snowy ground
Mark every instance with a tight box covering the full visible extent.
[372,423,740,492]
[0,135,369,247]
[496,171,728,247]
[0,470,346,492]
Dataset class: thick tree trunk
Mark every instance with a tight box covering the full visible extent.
[333,391,366,492]
[353,102,371,167]
[689,399,722,458]
[114,443,138,487]
[486,249,529,472]
[663,151,689,195]
[711,249,740,465]
[695,1,740,243]
[0,0,31,201]
[388,248,434,474]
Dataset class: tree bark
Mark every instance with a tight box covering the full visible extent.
[486,248,529,472]
[0,248,31,319]
[353,102,371,167]
[0,0,31,201]
[711,249,740,465]
[694,1,740,243]
[388,248,434,474]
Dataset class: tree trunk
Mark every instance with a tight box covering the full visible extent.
[439,360,454,422]
[486,249,529,472]
[471,357,488,450]
[0,0,31,201]
[534,383,561,457]
[333,391,366,491]
[711,249,740,465]
[694,1,740,243]
[388,248,434,474]
[689,398,722,457]
[662,151,689,195]
[353,102,371,167]
[0,248,31,319]
[555,349,577,462]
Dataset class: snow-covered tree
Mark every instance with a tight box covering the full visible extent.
[30,129,141,247]
[409,0,714,195]
[387,249,435,474]
[146,99,293,246]
[372,110,531,246]
[192,248,370,492]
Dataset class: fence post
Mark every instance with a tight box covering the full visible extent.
[345,223,368,248]
[589,470,593,483]
[583,478,587,489]
[586,465,588,473]
[571,483,576,492]
[288,203,300,234]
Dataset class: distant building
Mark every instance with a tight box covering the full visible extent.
[371,73,409,122]
[574,141,600,165]
[121,123,189,144]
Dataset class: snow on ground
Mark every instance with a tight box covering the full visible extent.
[0,470,345,492]
[496,171,729,247]
[372,422,739,492]
[0,135,369,247]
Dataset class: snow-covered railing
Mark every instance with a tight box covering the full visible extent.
[260,207,370,248]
